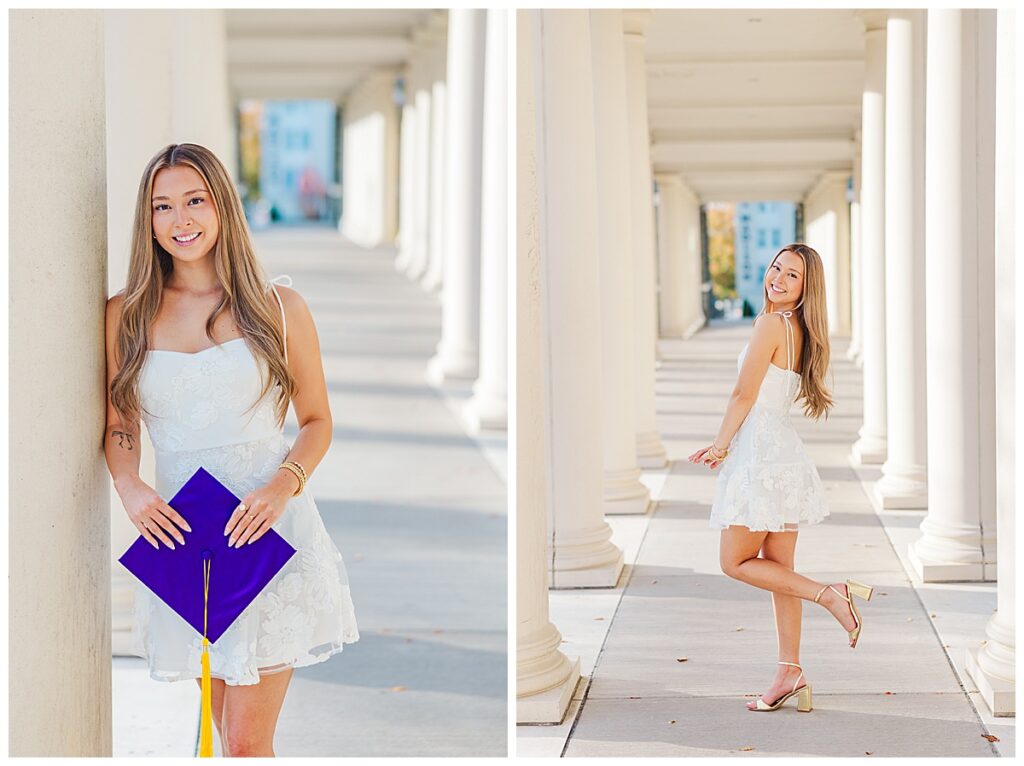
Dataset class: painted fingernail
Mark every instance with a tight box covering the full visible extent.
[228,537,236,547]
[168,542,175,550]
[184,524,193,532]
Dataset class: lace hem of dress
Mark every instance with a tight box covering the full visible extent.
[709,460,830,532]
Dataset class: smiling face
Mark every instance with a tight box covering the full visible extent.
[151,164,220,264]
[765,249,805,310]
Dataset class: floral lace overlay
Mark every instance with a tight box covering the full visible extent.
[709,343,830,532]
[131,342,359,686]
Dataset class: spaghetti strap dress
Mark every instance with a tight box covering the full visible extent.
[130,276,359,685]
[708,311,829,532]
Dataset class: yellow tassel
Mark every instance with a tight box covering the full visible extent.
[199,558,213,757]
[200,639,213,757]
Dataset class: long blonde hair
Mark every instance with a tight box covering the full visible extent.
[110,143,294,428]
[760,243,834,420]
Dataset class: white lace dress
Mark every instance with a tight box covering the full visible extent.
[129,284,359,686]
[708,312,829,532]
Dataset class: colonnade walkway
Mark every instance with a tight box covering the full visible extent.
[519,320,1012,758]
[113,226,507,756]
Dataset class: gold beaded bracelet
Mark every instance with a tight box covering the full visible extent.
[278,461,308,496]
[709,443,730,461]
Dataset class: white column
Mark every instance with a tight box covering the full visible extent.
[516,9,581,724]
[851,11,888,465]
[655,174,704,340]
[538,10,624,588]
[465,9,508,431]
[847,139,863,364]
[592,10,650,516]
[803,171,851,335]
[405,81,432,280]
[395,99,418,271]
[965,7,1016,716]
[623,10,667,468]
[427,9,486,383]
[10,10,111,756]
[909,10,996,582]
[421,76,447,291]
[876,11,928,509]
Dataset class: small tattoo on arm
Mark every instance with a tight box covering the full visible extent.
[112,430,135,450]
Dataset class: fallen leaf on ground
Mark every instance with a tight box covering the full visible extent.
[594,617,605,621]
[676,657,689,662]
[930,613,937,618]
[982,734,1000,743]
[390,685,406,692]
[652,580,658,584]
[739,746,754,752]
[669,720,676,724]
[865,752,874,756]
[884,691,893,695]
[735,627,744,632]
[879,592,888,596]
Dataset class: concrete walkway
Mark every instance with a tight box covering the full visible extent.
[518,319,1012,758]
[113,226,507,756]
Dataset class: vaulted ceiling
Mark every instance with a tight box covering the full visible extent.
[225,10,438,102]
[646,10,865,202]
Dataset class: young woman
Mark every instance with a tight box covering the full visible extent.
[688,243,871,714]
[105,143,359,755]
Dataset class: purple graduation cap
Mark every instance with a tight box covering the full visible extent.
[119,466,297,644]
[120,466,296,756]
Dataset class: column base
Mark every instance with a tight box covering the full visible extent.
[851,432,887,465]
[603,466,651,515]
[420,269,443,292]
[463,390,507,431]
[682,313,706,341]
[517,657,581,724]
[907,539,992,582]
[549,548,624,589]
[965,646,1015,716]
[875,469,928,509]
[427,349,479,385]
[636,431,668,468]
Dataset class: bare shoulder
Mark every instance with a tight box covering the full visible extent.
[270,284,312,321]
[105,292,126,332]
[750,312,786,346]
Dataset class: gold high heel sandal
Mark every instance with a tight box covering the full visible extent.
[814,579,873,648]
[749,661,813,712]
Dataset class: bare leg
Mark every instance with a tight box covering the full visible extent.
[220,668,294,757]
[720,526,860,642]
[744,529,807,709]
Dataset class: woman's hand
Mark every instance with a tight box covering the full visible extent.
[116,475,191,550]
[687,444,727,470]
[223,470,299,547]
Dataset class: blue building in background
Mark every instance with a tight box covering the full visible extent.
[735,202,797,315]
[260,100,336,224]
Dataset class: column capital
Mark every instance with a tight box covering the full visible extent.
[855,10,889,32]
[623,9,652,38]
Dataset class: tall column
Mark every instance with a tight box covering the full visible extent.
[405,79,432,280]
[802,171,851,335]
[427,9,486,383]
[395,99,418,271]
[909,10,996,581]
[516,9,581,724]
[591,10,650,516]
[851,11,888,465]
[10,10,112,756]
[847,139,863,365]
[877,11,928,508]
[421,76,447,291]
[465,9,508,431]
[623,10,667,468]
[655,174,704,339]
[965,7,1016,716]
[538,10,624,588]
